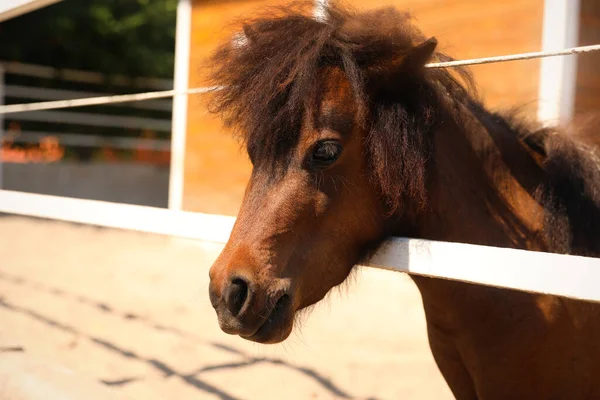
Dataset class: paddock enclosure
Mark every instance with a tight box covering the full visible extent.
[1,0,600,399]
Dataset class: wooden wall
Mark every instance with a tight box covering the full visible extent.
[183,0,544,216]
[575,0,600,116]
[183,0,285,216]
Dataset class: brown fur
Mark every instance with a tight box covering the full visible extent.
[207,2,600,398]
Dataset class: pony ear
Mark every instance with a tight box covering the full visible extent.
[403,37,437,71]
[365,37,438,99]
[242,24,259,43]
[232,25,257,48]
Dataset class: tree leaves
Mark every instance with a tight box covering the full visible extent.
[0,0,177,78]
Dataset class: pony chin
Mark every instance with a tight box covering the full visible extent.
[242,321,294,345]
[240,295,296,344]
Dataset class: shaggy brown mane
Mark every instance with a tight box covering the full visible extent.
[206,1,475,213]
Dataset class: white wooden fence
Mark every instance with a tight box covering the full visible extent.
[0,0,599,305]
[1,189,599,304]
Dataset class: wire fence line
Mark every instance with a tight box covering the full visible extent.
[1,43,600,116]
[425,43,600,68]
[0,86,223,115]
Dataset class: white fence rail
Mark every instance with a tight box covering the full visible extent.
[0,189,599,303]
[0,190,234,244]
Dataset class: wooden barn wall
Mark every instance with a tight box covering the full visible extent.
[575,0,600,117]
[183,0,543,216]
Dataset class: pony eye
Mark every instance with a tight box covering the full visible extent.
[310,140,342,169]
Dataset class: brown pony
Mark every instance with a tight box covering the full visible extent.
[206,3,600,398]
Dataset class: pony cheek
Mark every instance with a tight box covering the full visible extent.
[300,250,356,305]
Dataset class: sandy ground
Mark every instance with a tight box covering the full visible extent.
[0,216,453,399]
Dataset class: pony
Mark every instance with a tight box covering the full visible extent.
[206,2,600,398]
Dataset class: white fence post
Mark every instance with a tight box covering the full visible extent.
[314,0,329,22]
[168,0,192,211]
[537,0,581,126]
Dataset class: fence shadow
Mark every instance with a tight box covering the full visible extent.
[0,271,366,400]
[0,296,241,400]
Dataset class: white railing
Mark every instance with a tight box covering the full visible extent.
[0,189,599,303]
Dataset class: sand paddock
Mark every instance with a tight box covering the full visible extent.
[0,216,452,399]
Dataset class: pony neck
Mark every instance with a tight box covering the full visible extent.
[411,98,550,251]
[396,96,554,334]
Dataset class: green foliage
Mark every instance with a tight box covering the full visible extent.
[0,0,177,78]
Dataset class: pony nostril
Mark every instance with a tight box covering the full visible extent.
[226,278,249,316]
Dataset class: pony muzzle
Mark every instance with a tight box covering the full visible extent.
[208,274,295,343]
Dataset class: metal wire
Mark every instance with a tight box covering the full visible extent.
[1,44,600,115]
